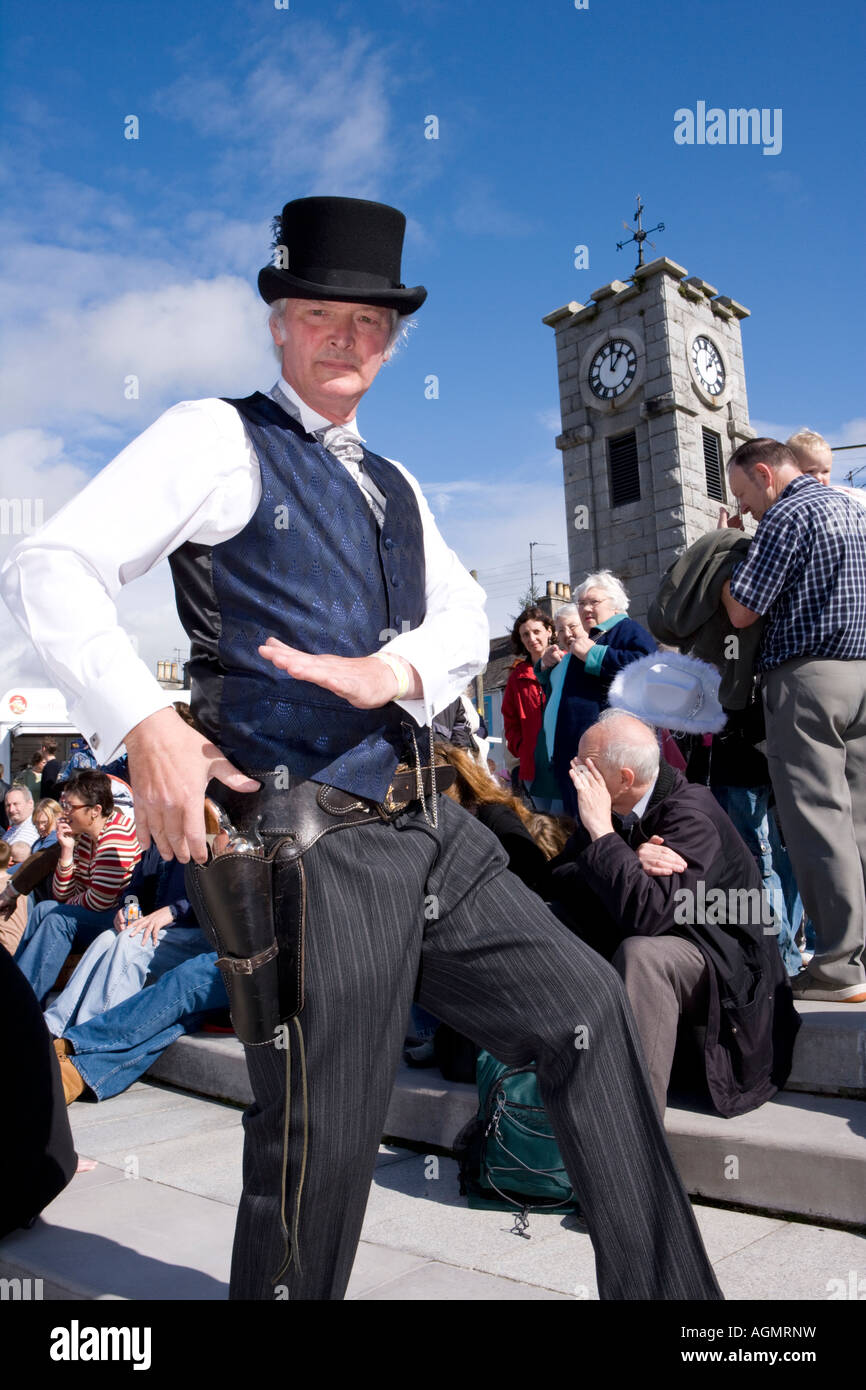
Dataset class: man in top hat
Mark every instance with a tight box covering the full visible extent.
[2,196,721,1301]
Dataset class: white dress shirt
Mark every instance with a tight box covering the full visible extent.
[1,378,488,762]
[631,776,658,822]
[3,817,39,849]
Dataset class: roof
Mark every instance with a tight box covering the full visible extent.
[483,633,519,692]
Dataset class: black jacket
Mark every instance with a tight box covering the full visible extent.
[549,761,800,1117]
[648,529,763,711]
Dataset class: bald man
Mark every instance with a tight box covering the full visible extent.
[549,711,798,1118]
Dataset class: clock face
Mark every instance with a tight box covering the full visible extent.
[691,336,726,395]
[588,339,638,400]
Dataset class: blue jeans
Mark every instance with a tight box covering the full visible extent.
[43,925,209,1037]
[408,1001,440,1041]
[65,948,227,1101]
[14,900,117,1007]
[711,785,804,976]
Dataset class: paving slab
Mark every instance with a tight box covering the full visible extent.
[3,1090,865,1304]
[67,1087,242,1162]
[68,1082,198,1122]
[91,1126,246,1206]
[711,1218,866,1301]
[355,1261,574,1300]
[0,1256,118,1301]
[0,1172,233,1300]
[344,1243,431,1298]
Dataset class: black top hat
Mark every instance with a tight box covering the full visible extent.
[258,196,427,314]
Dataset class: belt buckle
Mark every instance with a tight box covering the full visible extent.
[381,760,412,818]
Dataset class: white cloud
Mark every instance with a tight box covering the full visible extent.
[155,29,395,197]
[1,276,272,433]
[421,465,570,637]
[0,429,189,696]
[537,407,562,434]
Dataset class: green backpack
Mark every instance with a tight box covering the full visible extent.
[454,1049,580,1236]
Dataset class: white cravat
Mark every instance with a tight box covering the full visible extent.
[314,424,386,526]
[269,381,386,526]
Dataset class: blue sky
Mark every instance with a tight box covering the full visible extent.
[1,0,864,680]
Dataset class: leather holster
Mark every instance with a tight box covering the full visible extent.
[184,772,381,1046]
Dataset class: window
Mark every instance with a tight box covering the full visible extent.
[607,431,641,507]
[702,427,726,502]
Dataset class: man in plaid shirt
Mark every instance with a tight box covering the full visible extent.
[720,437,866,1002]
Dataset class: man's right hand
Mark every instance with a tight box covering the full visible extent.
[56,819,76,854]
[124,707,260,865]
[717,505,744,531]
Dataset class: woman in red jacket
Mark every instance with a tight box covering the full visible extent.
[501,606,562,811]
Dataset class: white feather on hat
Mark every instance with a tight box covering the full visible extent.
[607,650,727,735]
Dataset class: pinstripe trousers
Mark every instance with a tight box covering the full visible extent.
[229,794,722,1301]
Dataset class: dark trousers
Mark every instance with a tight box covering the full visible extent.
[230,795,722,1301]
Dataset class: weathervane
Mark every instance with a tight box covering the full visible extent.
[616,195,665,271]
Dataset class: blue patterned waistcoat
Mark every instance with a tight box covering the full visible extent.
[168,392,427,800]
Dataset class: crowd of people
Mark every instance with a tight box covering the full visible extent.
[0,426,861,1211]
[0,426,861,1249]
[1,712,228,1118]
[1,192,863,1300]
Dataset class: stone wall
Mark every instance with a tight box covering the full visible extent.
[545,257,754,626]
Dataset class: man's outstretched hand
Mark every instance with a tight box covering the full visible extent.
[125,707,260,865]
[258,638,420,708]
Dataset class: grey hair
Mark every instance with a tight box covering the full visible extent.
[593,709,659,784]
[267,300,411,362]
[553,602,581,629]
[575,570,630,612]
[6,785,34,805]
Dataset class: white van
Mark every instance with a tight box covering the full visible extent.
[0,685,191,784]
[0,687,82,785]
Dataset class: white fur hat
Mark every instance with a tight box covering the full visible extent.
[607,651,726,734]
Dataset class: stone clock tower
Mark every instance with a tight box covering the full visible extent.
[543,255,755,625]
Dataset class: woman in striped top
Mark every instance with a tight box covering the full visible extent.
[52,771,141,912]
[13,771,141,1008]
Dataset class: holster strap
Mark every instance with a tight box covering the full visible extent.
[216,940,279,975]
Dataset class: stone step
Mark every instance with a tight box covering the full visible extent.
[785,1000,866,1097]
[149,997,866,1105]
[383,1066,866,1228]
[147,1012,866,1229]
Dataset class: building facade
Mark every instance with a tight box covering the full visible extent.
[544,256,754,625]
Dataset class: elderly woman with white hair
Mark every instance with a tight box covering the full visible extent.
[536,570,656,815]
